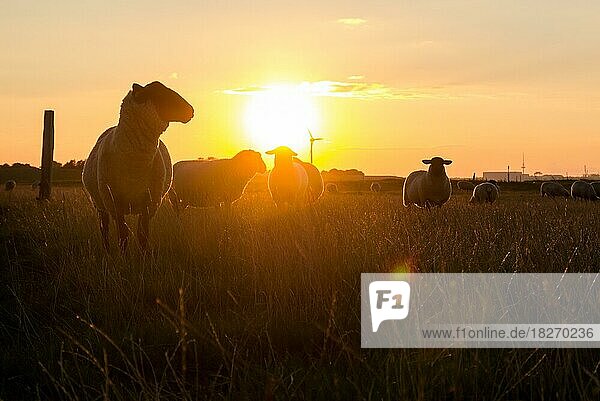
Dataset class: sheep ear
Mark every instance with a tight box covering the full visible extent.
[422,159,432,165]
[291,150,298,156]
[265,149,275,155]
[443,159,453,165]
[132,83,146,102]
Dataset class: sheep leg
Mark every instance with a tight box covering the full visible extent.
[98,210,110,250]
[115,214,129,253]
[137,211,150,251]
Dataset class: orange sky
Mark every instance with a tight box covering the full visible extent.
[2,1,600,177]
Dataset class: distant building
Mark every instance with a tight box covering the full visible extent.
[483,172,568,182]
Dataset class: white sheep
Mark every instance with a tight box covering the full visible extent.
[169,150,266,212]
[403,157,453,208]
[457,181,475,191]
[469,182,499,204]
[293,157,324,203]
[591,182,600,197]
[540,182,570,198]
[4,180,16,192]
[82,82,194,251]
[370,182,381,193]
[571,181,598,201]
[325,182,338,193]
[265,146,308,208]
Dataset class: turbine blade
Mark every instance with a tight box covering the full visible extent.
[307,128,314,139]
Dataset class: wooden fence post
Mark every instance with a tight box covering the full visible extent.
[38,110,54,200]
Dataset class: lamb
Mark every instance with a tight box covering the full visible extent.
[169,150,266,212]
[4,180,16,192]
[540,182,570,198]
[370,182,381,193]
[293,157,323,202]
[403,157,452,208]
[82,82,194,251]
[570,181,598,201]
[457,181,475,191]
[325,183,338,193]
[265,146,309,208]
[591,182,600,197]
[469,182,499,204]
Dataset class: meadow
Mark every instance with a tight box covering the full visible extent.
[1,185,600,400]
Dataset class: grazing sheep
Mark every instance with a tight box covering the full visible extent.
[265,146,308,208]
[456,181,475,191]
[325,183,338,193]
[169,150,266,212]
[82,81,194,251]
[469,182,499,204]
[570,181,598,201]
[540,182,570,198]
[4,180,16,192]
[403,157,452,208]
[293,157,324,203]
[370,182,381,193]
[591,182,600,197]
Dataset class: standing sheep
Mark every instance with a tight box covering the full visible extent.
[570,181,598,201]
[265,146,308,209]
[293,157,324,203]
[82,82,194,251]
[456,181,475,191]
[403,157,453,208]
[469,182,499,204]
[169,150,266,212]
[540,182,570,198]
[370,182,381,193]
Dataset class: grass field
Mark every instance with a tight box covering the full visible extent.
[1,186,600,400]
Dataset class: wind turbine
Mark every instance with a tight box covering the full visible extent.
[308,128,324,164]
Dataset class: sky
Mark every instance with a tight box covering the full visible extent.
[2,0,600,177]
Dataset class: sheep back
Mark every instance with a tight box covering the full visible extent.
[469,182,499,204]
[540,182,570,197]
[571,181,598,201]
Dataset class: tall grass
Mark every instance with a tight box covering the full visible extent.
[1,188,600,400]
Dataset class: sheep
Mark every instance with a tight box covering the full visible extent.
[82,81,194,251]
[469,182,499,204]
[456,181,475,191]
[31,181,40,191]
[570,181,598,201]
[403,157,452,208]
[591,182,600,197]
[325,183,338,193]
[540,182,570,198]
[265,146,309,209]
[169,150,266,212]
[293,157,324,202]
[4,180,16,192]
[370,182,381,193]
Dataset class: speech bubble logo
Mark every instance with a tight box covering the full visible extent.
[369,281,411,332]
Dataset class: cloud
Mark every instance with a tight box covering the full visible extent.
[347,75,364,80]
[169,72,179,79]
[337,18,367,26]
[223,81,456,101]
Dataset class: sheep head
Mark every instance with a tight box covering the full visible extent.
[266,146,298,166]
[422,157,452,176]
[233,150,267,174]
[132,82,194,124]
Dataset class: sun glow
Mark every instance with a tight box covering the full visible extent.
[243,84,319,154]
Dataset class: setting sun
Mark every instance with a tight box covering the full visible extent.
[243,84,319,154]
